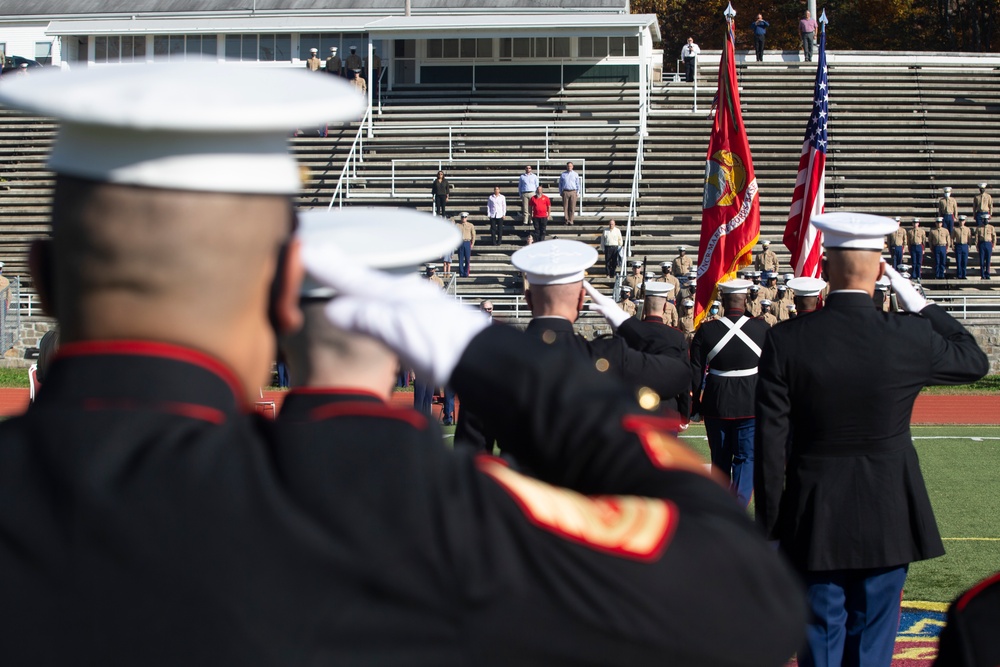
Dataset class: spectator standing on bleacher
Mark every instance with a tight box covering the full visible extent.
[431,170,451,218]
[976,214,995,279]
[929,218,952,279]
[799,11,818,62]
[528,185,551,242]
[751,15,769,62]
[558,161,580,225]
[909,218,927,281]
[455,212,475,277]
[680,37,700,83]
[599,219,623,277]
[486,186,506,246]
[974,182,993,226]
[325,47,341,76]
[517,164,538,222]
[305,48,322,71]
[954,215,972,279]
[938,186,958,233]
[887,218,906,271]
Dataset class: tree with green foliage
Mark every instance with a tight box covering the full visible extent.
[633,0,1000,61]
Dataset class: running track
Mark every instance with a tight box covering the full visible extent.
[1,390,998,424]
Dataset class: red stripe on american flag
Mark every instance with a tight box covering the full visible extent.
[784,143,826,278]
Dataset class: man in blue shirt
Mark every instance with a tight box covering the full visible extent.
[751,14,769,62]
[517,165,538,222]
[558,161,580,225]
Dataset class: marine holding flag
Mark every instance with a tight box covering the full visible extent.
[694,3,761,327]
[784,11,830,279]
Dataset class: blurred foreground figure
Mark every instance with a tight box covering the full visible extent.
[935,571,1000,667]
[755,212,989,667]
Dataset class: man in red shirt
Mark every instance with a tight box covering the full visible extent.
[529,185,552,243]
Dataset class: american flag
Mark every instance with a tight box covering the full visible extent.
[783,29,829,278]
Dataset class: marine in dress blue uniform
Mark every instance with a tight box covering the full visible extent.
[935,570,1000,667]
[688,278,769,507]
[755,213,989,667]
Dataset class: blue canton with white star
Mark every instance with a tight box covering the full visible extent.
[807,33,829,153]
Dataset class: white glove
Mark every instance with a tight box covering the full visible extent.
[882,263,928,313]
[302,243,489,386]
[583,281,631,330]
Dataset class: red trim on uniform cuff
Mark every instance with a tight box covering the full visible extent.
[308,402,428,429]
[288,387,386,401]
[55,340,245,401]
[956,570,1000,612]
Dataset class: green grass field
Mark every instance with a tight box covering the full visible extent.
[679,424,1000,603]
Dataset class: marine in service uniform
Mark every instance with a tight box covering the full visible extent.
[676,298,694,339]
[973,182,993,226]
[618,286,637,317]
[306,47,323,71]
[908,218,927,281]
[624,260,644,296]
[325,47,342,76]
[753,239,779,273]
[689,279,769,508]
[424,263,445,289]
[757,300,778,327]
[759,271,779,301]
[953,215,972,279]
[886,218,906,271]
[938,186,959,233]
[976,214,995,279]
[654,261,682,296]
[755,213,989,667]
[929,217,952,279]
[745,285,762,317]
[345,45,363,73]
[671,245,693,277]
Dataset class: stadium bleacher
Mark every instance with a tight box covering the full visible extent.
[3,53,1000,328]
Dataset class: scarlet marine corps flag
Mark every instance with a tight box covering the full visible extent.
[694,3,761,327]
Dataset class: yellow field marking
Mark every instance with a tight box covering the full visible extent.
[902,601,950,612]
[900,618,946,635]
[941,537,1000,541]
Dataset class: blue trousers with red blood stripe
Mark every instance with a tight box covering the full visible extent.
[704,416,754,507]
[799,565,908,667]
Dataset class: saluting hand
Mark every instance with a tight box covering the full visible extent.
[583,281,631,330]
[882,262,929,313]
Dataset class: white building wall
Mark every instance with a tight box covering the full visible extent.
[0,22,58,63]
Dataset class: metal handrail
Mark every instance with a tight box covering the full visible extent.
[616,129,645,295]
[328,105,372,209]
[372,122,640,162]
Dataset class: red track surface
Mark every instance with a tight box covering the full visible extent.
[2,389,997,423]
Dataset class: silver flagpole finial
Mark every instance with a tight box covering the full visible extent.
[724,2,737,20]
